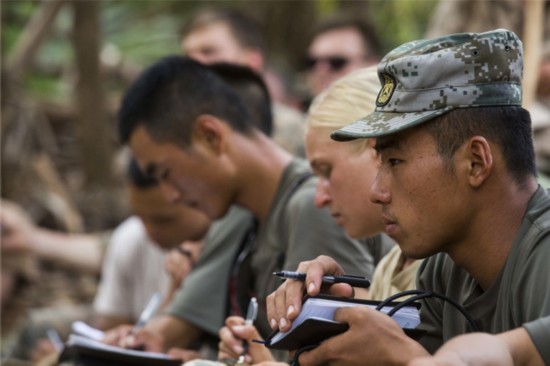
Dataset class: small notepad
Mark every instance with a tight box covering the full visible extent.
[264,295,422,350]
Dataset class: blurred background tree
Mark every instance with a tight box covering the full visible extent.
[1,0,438,232]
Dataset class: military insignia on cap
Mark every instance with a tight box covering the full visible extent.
[376,74,395,106]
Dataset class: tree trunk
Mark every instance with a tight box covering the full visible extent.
[72,0,118,230]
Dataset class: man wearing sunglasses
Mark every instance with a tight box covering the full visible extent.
[180,7,306,158]
[304,14,382,102]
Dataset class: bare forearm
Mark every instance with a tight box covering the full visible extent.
[501,327,544,366]
[408,329,544,366]
[33,228,103,274]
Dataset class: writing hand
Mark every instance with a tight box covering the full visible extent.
[266,255,352,333]
[218,316,274,365]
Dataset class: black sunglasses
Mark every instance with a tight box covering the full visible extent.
[305,56,349,71]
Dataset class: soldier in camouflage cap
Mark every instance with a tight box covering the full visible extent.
[331,28,523,140]
[266,29,550,366]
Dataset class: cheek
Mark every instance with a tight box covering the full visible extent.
[403,173,458,238]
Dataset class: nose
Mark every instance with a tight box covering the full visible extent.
[160,181,182,204]
[314,179,332,208]
[370,170,390,205]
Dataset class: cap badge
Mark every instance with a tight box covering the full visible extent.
[376,73,396,106]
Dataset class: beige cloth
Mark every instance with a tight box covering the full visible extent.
[272,102,306,157]
[368,245,422,301]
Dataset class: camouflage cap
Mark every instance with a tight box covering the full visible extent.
[331,29,523,141]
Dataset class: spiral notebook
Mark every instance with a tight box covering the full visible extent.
[58,322,181,366]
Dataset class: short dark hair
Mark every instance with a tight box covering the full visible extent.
[208,63,273,136]
[308,14,382,60]
[118,56,254,147]
[128,157,157,188]
[426,106,536,185]
[180,8,265,57]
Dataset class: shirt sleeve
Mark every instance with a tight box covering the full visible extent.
[523,316,550,364]
[166,208,253,336]
[93,218,136,317]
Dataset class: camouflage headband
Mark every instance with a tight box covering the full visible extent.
[331,28,523,141]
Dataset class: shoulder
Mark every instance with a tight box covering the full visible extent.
[204,206,254,246]
[111,216,146,243]
[523,187,550,240]
[107,216,150,259]
[512,187,550,264]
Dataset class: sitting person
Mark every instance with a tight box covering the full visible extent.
[20,157,211,366]
[92,158,209,330]
[267,29,549,365]
[113,56,375,364]
[216,66,418,365]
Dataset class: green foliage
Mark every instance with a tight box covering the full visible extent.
[102,1,182,65]
[2,0,37,55]
[3,0,440,102]
[369,0,439,53]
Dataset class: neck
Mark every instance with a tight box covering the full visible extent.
[232,132,294,224]
[447,178,538,290]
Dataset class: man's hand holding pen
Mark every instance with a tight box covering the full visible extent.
[101,292,164,352]
[101,323,164,352]
[267,255,364,333]
[218,297,277,365]
[218,315,275,365]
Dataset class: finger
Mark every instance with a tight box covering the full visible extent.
[219,326,244,355]
[218,339,236,360]
[297,343,330,366]
[297,259,325,296]
[272,282,291,331]
[225,315,245,328]
[101,330,121,345]
[280,258,336,329]
[230,324,259,341]
[328,282,355,298]
[266,290,278,330]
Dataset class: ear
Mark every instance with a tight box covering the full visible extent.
[244,49,264,72]
[465,136,493,188]
[191,114,226,155]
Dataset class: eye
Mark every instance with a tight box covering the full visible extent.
[388,158,402,167]
[382,157,402,167]
[159,169,170,181]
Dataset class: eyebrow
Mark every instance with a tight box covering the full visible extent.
[374,136,400,153]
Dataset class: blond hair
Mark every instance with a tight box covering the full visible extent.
[306,65,380,151]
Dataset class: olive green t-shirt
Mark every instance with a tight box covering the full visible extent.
[250,158,375,337]
[417,187,550,364]
[167,207,254,336]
